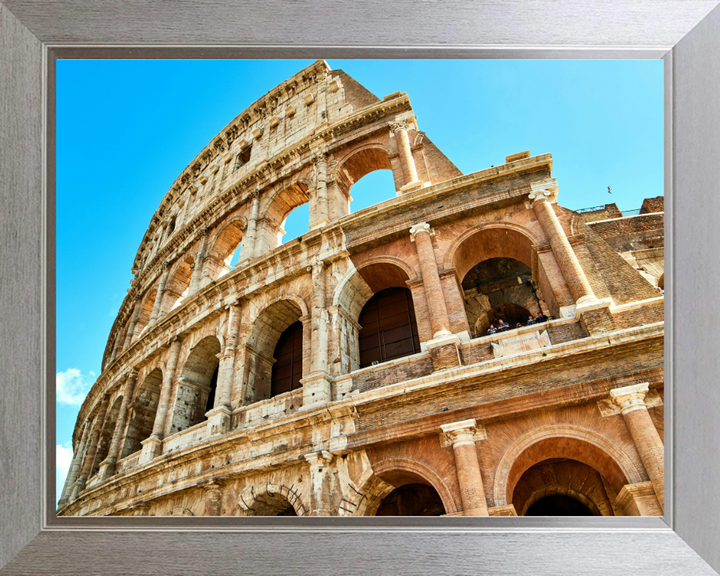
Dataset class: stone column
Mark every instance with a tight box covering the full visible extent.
[58,421,91,508]
[309,152,330,229]
[301,258,333,409]
[391,120,421,191]
[122,297,142,350]
[529,180,596,306]
[310,258,328,374]
[610,382,665,512]
[141,338,182,462]
[239,190,261,263]
[109,329,124,364]
[149,262,171,327]
[303,451,335,516]
[188,229,209,296]
[207,304,242,435]
[98,370,138,480]
[71,395,110,498]
[440,419,489,516]
[410,223,451,339]
[202,480,224,516]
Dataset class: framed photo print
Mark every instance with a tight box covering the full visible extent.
[2,2,720,574]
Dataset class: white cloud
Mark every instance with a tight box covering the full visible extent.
[56,368,95,406]
[56,442,73,503]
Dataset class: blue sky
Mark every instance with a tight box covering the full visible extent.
[55,59,663,500]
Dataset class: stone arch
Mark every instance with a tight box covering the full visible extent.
[513,459,615,516]
[356,255,418,285]
[493,424,644,507]
[444,222,542,280]
[161,256,195,315]
[238,482,309,516]
[132,287,158,343]
[337,142,400,198]
[367,457,460,516]
[121,367,163,459]
[244,296,308,403]
[444,224,552,335]
[205,216,247,281]
[257,180,311,252]
[333,259,424,374]
[168,335,222,435]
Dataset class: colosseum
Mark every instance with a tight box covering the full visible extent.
[58,60,665,518]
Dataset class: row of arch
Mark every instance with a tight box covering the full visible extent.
[87,222,564,479]
[145,425,653,517]
[109,141,417,366]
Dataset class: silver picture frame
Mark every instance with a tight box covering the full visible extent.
[1,1,720,573]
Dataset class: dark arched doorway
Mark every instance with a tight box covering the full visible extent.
[462,257,545,336]
[513,458,615,516]
[375,483,446,516]
[358,287,420,368]
[270,320,304,397]
[525,494,593,516]
[169,336,221,435]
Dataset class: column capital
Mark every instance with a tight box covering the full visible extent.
[216,349,235,361]
[440,419,487,447]
[409,222,433,241]
[528,178,558,205]
[610,382,650,415]
[307,255,325,274]
[200,479,225,492]
[303,450,334,467]
[389,116,417,135]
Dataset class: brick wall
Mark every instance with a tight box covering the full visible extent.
[614,301,664,329]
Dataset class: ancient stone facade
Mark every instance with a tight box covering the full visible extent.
[58,61,665,518]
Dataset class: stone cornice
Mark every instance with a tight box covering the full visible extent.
[342,155,550,252]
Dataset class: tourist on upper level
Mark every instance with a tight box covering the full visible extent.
[497,319,510,331]
[527,315,535,325]
[487,324,497,335]
[535,312,548,323]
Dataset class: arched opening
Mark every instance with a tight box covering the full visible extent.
[500,433,634,514]
[251,493,298,516]
[169,336,221,435]
[206,220,244,281]
[260,183,310,253]
[348,170,396,213]
[132,288,157,342]
[375,483,446,516]
[121,368,162,458]
[245,299,305,404]
[162,258,194,315]
[449,227,553,337]
[462,257,544,336]
[280,203,309,244]
[513,458,614,516]
[370,467,448,516]
[333,260,422,376]
[358,287,420,368]
[270,321,304,397]
[91,396,123,477]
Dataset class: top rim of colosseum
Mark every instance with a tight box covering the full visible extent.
[130,59,333,275]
